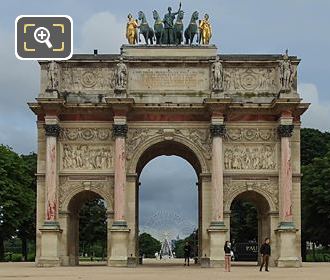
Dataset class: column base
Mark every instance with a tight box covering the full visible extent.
[200,257,210,268]
[108,222,130,267]
[127,256,137,267]
[36,221,62,267]
[276,223,301,268]
[208,221,227,268]
[277,257,301,268]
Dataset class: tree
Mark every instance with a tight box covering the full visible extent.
[17,153,37,261]
[138,233,161,258]
[79,199,107,259]
[230,200,258,243]
[301,128,330,165]
[0,145,34,261]
[300,128,330,261]
[173,230,198,258]
[302,151,330,246]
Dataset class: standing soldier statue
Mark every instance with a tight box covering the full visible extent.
[280,49,294,91]
[115,57,127,90]
[47,60,59,90]
[126,13,139,44]
[212,56,224,91]
[163,2,182,44]
[199,14,212,44]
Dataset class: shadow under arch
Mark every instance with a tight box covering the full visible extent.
[135,140,203,264]
[229,190,272,265]
[65,190,108,266]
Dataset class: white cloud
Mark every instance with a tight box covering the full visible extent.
[0,26,38,154]
[299,83,330,132]
[79,11,125,54]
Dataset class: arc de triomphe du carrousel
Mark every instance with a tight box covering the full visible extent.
[28,6,309,268]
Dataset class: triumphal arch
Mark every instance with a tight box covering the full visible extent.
[29,8,308,268]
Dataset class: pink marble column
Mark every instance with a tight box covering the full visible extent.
[44,124,61,222]
[210,124,226,226]
[278,124,294,225]
[113,124,128,225]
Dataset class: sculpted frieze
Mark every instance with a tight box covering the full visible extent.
[224,144,277,170]
[61,144,113,170]
[223,67,277,93]
[225,127,277,142]
[60,128,112,142]
[60,67,115,92]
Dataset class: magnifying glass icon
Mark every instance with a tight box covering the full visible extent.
[34,27,53,48]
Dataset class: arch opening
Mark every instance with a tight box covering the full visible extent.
[66,190,108,266]
[136,140,202,266]
[230,191,271,265]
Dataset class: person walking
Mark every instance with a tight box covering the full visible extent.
[224,241,231,272]
[184,241,192,266]
[259,238,271,272]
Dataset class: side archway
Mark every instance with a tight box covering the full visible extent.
[59,189,112,266]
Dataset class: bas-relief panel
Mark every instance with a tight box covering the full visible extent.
[223,67,279,93]
[59,127,114,172]
[60,67,116,92]
[128,67,209,92]
[224,127,278,171]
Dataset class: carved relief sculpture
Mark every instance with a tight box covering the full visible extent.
[223,68,277,93]
[60,128,112,141]
[62,144,113,170]
[224,144,276,170]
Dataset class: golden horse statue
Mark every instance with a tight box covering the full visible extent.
[126,13,139,44]
[199,14,212,44]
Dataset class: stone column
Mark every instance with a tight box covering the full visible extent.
[44,123,61,222]
[113,123,128,224]
[109,119,130,267]
[276,118,300,267]
[278,124,294,227]
[208,118,227,268]
[210,123,226,226]
[38,117,62,267]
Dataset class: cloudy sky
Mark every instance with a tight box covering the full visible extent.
[1,0,329,239]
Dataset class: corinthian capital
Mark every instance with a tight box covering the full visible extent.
[45,124,61,137]
[278,124,294,137]
[210,124,226,137]
[112,124,128,138]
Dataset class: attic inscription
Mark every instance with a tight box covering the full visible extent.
[129,68,209,91]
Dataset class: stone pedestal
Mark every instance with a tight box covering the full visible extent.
[37,222,62,267]
[208,224,227,267]
[108,225,130,267]
[276,226,301,267]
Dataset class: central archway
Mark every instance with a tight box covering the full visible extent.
[134,140,204,265]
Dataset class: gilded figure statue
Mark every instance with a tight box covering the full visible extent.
[199,13,212,44]
[126,13,139,44]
